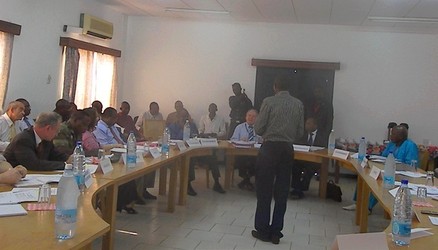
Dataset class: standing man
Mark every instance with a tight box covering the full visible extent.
[228,82,253,138]
[16,98,34,131]
[0,101,25,151]
[252,75,304,245]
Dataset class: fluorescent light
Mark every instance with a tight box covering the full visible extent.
[165,8,230,15]
[368,16,438,24]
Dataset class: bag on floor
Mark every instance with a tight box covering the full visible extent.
[326,180,342,202]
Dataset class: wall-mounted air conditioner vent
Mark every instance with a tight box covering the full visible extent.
[80,13,113,39]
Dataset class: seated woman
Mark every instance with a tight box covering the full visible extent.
[82,107,138,214]
[343,125,419,212]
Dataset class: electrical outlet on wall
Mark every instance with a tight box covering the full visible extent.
[46,75,52,84]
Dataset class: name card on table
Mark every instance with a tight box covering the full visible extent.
[99,158,113,174]
[121,152,145,166]
[149,147,162,159]
[369,165,381,180]
[176,141,187,151]
[186,139,202,148]
[293,144,310,152]
[200,138,218,147]
[332,149,350,160]
[84,169,94,188]
[361,158,369,168]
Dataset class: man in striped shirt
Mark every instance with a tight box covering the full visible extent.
[252,75,304,245]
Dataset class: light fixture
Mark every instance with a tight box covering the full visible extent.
[368,16,438,24]
[165,7,230,15]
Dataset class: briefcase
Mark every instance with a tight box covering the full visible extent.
[326,180,342,202]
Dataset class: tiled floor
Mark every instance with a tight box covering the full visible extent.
[94,167,389,250]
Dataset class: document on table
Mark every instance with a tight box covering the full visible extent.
[429,216,438,226]
[15,174,62,187]
[0,204,28,217]
[395,171,426,178]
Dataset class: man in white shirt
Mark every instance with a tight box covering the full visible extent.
[135,101,164,130]
[16,98,34,131]
[198,103,226,139]
[0,101,25,151]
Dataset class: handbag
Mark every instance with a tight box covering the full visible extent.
[326,180,342,202]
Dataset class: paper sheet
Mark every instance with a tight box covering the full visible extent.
[395,171,426,178]
[0,204,28,217]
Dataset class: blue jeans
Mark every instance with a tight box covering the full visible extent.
[353,185,378,210]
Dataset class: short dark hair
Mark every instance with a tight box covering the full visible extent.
[232,82,241,88]
[149,102,158,108]
[83,107,98,130]
[102,107,117,118]
[273,75,289,91]
[70,109,89,121]
[121,101,130,107]
[55,99,70,108]
[399,123,409,130]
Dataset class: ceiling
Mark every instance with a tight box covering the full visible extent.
[96,0,438,31]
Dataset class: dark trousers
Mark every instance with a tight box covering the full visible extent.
[236,156,256,180]
[291,161,320,191]
[189,156,220,182]
[255,141,294,238]
[117,180,138,211]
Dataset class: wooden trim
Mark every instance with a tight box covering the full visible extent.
[0,20,21,35]
[59,37,121,57]
[251,58,340,70]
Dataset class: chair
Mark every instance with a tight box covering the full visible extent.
[419,149,430,171]
[142,120,166,141]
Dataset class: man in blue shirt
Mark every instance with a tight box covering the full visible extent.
[344,125,419,212]
[382,125,418,164]
[93,107,125,146]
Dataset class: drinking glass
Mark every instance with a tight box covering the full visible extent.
[417,186,427,203]
[426,171,434,187]
[38,183,51,204]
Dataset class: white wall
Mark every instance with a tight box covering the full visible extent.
[0,0,126,116]
[122,17,438,145]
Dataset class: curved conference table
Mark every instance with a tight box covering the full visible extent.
[1,141,436,249]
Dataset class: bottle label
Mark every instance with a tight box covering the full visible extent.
[392,221,411,236]
[162,144,169,154]
[55,208,77,224]
[127,155,137,164]
[384,176,395,185]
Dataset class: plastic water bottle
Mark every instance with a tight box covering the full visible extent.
[358,137,366,163]
[183,120,190,141]
[72,141,85,193]
[328,129,335,154]
[383,152,396,189]
[162,127,170,157]
[392,179,412,246]
[126,132,137,168]
[55,170,80,240]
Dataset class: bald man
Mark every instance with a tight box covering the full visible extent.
[0,101,25,151]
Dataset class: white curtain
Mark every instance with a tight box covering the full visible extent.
[63,48,117,109]
[0,31,14,109]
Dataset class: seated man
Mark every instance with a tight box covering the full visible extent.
[0,155,27,185]
[231,109,261,191]
[290,117,326,199]
[93,107,126,146]
[0,101,25,151]
[198,103,226,139]
[53,110,91,155]
[16,98,35,131]
[166,100,190,126]
[53,99,71,122]
[4,112,70,171]
[168,109,225,195]
[116,101,144,140]
[135,101,164,132]
[344,125,419,211]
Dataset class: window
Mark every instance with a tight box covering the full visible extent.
[0,20,21,108]
[60,37,121,109]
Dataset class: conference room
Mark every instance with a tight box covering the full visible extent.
[1,0,438,249]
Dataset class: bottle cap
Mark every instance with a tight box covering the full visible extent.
[401,179,408,185]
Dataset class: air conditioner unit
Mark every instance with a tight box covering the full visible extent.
[80,13,113,39]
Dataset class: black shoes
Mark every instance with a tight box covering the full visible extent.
[290,189,304,200]
[143,190,157,200]
[213,182,226,194]
[118,206,138,214]
[187,183,197,196]
[238,179,255,191]
[251,230,281,244]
